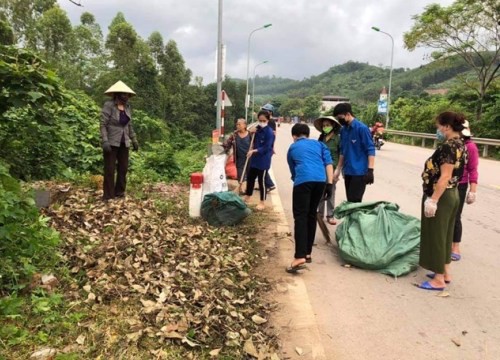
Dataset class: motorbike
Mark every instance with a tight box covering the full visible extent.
[373,133,385,150]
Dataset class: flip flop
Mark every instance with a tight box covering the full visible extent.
[285,263,306,274]
[417,281,445,291]
[451,253,461,261]
[306,257,312,264]
[426,273,451,284]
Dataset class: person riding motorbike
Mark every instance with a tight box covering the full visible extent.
[371,122,385,149]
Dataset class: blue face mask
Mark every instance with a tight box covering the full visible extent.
[436,129,446,142]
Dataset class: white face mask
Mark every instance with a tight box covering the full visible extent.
[258,122,267,128]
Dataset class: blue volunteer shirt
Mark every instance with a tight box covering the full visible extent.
[287,138,333,186]
[339,119,375,176]
[250,125,275,170]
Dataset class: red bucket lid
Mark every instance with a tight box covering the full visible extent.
[190,172,203,185]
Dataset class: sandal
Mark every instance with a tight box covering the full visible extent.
[285,261,306,274]
[306,256,312,264]
[417,281,445,291]
[426,273,451,284]
[451,253,461,261]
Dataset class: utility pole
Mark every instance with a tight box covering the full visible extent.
[216,0,223,138]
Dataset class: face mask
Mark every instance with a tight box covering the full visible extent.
[323,126,333,134]
[436,129,446,142]
[337,118,347,126]
[258,122,267,129]
[117,93,129,104]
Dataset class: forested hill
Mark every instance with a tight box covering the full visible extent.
[254,56,472,104]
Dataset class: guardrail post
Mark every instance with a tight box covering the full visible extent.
[433,140,437,149]
[421,138,425,147]
[483,145,488,158]
[411,138,415,146]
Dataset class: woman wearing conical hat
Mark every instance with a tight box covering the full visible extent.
[100,80,139,201]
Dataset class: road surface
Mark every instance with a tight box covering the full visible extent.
[271,123,500,360]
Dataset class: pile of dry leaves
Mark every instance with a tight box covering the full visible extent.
[41,183,279,359]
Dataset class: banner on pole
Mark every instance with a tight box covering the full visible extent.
[377,100,388,115]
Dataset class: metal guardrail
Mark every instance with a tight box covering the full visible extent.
[385,129,500,157]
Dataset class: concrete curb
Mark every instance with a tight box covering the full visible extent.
[268,168,327,360]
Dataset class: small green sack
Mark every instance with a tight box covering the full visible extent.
[201,191,251,226]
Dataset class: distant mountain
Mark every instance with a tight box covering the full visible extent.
[254,56,472,103]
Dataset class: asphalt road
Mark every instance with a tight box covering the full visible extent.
[271,123,500,360]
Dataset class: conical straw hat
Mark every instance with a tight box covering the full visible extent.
[104,80,136,96]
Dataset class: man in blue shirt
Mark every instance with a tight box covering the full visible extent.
[286,123,334,273]
[332,103,375,202]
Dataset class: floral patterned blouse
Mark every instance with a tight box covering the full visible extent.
[422,138,467,197]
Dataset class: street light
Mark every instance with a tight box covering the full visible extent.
[244,24,272,122]
[251,60,269,122]
[372,26,394,129]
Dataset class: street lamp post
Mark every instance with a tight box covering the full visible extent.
[251,60,269,122]
[244,24,272,122]
[372,26,394,129]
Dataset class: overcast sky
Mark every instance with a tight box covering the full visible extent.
[59,0,455,82]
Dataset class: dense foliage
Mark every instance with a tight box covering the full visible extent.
[0,163,60,294]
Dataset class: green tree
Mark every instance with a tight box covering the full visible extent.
[148,31,164,70]
[0,14,14,45]
[404,0,500,120]
[105,12,139,72]
[160,39,192,122]
[303,95,321,120]
[279,98,304,117]
[0,0,56,48]
[37,6,75,63]
[71,12,106,91]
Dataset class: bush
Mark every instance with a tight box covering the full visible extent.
[0,163,60,294]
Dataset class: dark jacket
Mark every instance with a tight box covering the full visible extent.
[100,100,137,147]
[250,125,275,170]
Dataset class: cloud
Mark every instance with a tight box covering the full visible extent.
[59,0,455,82]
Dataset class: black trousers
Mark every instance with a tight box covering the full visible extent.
[293,182,326,259]
[246,167,267,201]
[103,144,129,200]
[453,183,468,243]
[344,175,366,203]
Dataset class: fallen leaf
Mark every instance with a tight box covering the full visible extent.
[75,334,86,345]
[30,348,57,359]
[295,347,304,356]
[252,315,267,325]
[451,338,461,347]
[244,339,259,358]
[182,337,199,347]
[437,291,450,298]
[209,348,221,357]
[163,331,183,340]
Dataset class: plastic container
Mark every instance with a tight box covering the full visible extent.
[189,173,204,217]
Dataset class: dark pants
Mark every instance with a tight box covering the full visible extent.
[453,183,468,243]
[293,182,326,259]
[344,175,366,202]
[246,168,267,201]
[265,172,275,188]
[103,144,129,200]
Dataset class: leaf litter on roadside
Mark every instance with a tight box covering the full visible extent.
[40,182,279,358]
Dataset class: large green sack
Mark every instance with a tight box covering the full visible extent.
[201,191,251,226]
[333,201,420,277]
